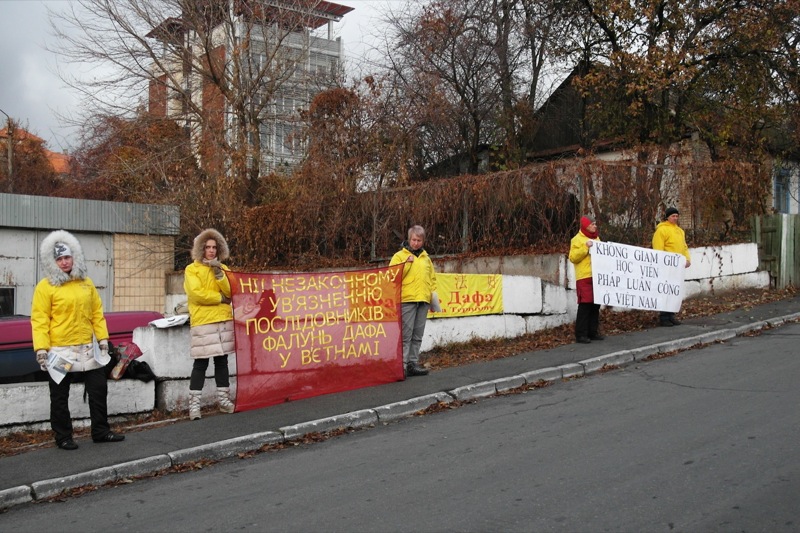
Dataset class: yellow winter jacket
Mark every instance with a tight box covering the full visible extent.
[31,277,109,352]
[569,231,601,281]
[184,260,233,327]
[389,247,437,304]
[652,221,691,261]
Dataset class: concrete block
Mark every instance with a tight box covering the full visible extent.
[32,465,118,500]
[729,323,767,336]
[502,275,543,314]
[134,326,237,380]
[686,243,760,281]
[448,381,498,401]
[373,392,454,423]
[0,382,50,425]
[566,259,576,290]
[438,256,499,275]
[523,313,573,335]
[280,409,378,440]
[684,271,769,299]
[0,380,154,426]
[542,282,568,314]
[156,378,238,412]
[168,431,283,464]
[766,313,800,327]
[0,486,32,510]
[437,253,565,285]
[491,375,526,393]
[628,346,658,361]
[133,325,191,378]
[580,351,635,374]
[503,315,527,338]
[520,366,563,385]
[113,455,172,479]
[422,315,508,351]
[559,363,585,379]
[108,379,155,415]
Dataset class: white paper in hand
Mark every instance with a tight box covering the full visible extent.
[47,352,74,384]
[430,291,442,313]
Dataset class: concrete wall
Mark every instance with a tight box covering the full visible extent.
[0,243,768,433]
[0,229,173,315]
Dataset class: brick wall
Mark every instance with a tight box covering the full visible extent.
[113,234,174,313]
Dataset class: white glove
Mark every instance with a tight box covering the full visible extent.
[99,340,109,358]
[36,350,47,371]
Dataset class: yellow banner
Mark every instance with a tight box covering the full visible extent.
[429,273,503,317]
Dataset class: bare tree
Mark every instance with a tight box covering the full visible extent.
[380,0,569,176]
[48,0,347,206]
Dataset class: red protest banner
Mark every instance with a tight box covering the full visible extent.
[228,265,404,411]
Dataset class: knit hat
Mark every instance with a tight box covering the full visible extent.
[54,242,72,259]
[580,216,598,239]
[664,207,679,219]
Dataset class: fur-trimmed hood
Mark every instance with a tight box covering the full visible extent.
[40,230,88,286]
[191,228,230,263]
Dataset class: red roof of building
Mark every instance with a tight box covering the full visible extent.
[0,127,73,175]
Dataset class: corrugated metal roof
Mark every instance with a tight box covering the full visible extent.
[0,194,180,236]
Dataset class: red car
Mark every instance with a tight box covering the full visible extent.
[0,311,162,383]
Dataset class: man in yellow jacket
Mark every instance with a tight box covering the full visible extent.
[652,207,692,326]
[390,225,436,377]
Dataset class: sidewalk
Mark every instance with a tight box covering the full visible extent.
[3,295,800,510]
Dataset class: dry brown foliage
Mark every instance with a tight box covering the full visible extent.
[229,148,770,270]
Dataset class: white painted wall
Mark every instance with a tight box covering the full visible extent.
[0,242,769,430]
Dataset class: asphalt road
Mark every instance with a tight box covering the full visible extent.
[3,323,800,532]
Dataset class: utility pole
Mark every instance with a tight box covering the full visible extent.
[0,109,13,194]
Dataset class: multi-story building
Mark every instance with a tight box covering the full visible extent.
[146,0,353,174]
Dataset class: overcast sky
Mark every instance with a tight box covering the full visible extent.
[0,0,403,153]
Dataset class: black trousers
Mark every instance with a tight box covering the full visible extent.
[575,302,601,340]
[48,367,110,444]
[189,355,230,390]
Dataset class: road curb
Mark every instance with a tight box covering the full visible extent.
[5,313,797,511]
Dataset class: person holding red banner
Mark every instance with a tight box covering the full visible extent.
[569,216,605,344]
[390,225,437,377]
[184,228,235,420]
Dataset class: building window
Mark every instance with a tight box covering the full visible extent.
[277,123,300,155]
[774,167,791,213]
[0,288,14,316]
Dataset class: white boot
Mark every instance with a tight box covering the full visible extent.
[216,387,235,414]
[188,390,202,420]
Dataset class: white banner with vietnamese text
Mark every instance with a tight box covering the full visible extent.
[589,241,686,312]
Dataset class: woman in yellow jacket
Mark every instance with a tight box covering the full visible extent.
[569,216,604,344]
[390,225,436,377]
[184,228,235,420]
[31,230,124,450]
